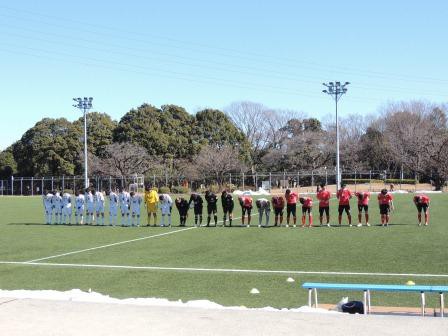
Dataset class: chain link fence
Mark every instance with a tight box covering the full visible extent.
[0,170,443,196]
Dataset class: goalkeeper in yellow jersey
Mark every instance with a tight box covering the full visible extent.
[144,185,159,226]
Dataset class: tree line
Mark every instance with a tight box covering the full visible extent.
[0,100,447,189]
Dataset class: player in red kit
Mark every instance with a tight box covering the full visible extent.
[285,189,298,227]
[355,191,370,227]
[316,184,331,227]
[378,189,394,226]
[413,194,430,226]
[299,197,313,227]
[337,184,352,226]
[238,195,253,227]
[271,195,285,226]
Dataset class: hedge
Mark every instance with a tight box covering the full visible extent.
[342,178,417,185]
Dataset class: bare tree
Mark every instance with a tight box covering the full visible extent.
[225,101,304,168]
[91,142,157,177]
[382,101,448,189]
[194,145,247,185]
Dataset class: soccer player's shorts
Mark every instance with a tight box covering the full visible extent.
[194,206,203,215]
[274,207,284,216]
[120,205,129,215]
[302,206,312,214]
[147,203,157,213]
[207,204,217,215]
[86,204,95,213]
[96,203,105,213]
[131,208,141,216]
[338,204,351,215]
[242,206,252,216]
[76,206,84,215]
[63,206,72,215]
[161,205,171,215]
[357,204,369,213]
[223,205,234,213]
[109,207,118,217]
[286,204,296,217]
[416,204,429,213]
[45,206,53,215]
[319,206,329,217]
[379,204,390,215]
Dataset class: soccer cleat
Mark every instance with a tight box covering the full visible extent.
[327,223,331,227]
[247,224,250,228]
[424,223,428,226]
[357,223,362,227]
[258,225,261,228]
[349,224,352,227]
[293,225,296,228]
[285,224,289,228]
[418,223,422,226]
[366,223,370,227]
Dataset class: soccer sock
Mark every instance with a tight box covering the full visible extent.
[274,215,278,226]
[425,213,429,224]
[301,215,306,226]
[194,215,198,225]
[223,214,227,226]
[358,213,362,224]
[199,215,202,225]
[207,216,211,226]
[293,216,296,225]
[319,216,323,225]
[247,215,251,225]
[418,213,422,223]
[279,215,283,225]
[161,215,165,226]
[365,213,369,224]
[242,216,245,225]
[265,211,270,226]
[168,214,172,226]
[309,214,313,227]
[348,215,352,225]
[137,215,140,226]
[258,211,263,225]
[127,215,130,226]
[229,215,232,226]
[214,215,217,226]
[338,215,342,225]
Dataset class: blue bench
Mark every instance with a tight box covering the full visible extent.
[302,282,448,317]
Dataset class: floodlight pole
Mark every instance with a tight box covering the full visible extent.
[322,82,349,191]
[73,97,93,189]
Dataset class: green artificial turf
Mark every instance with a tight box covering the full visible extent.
[0,193,447,309]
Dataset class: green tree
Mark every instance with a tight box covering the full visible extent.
[73,112,117,158]
[194,109,248,148]
[12,118,82,176]
[113,103,197,159]
[0,147,17,178]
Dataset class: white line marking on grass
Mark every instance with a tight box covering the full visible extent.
[1,261,448,278]
[24,214,258,263]
[25,227,196,263]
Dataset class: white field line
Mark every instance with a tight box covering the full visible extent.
[0,260,447,278]
[25,227,196,263]
[24,214,258,263]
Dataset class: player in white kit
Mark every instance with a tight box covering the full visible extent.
[94,190,105,225]
[119,188,130,226]
[74,191,85,224]
[42,190,54,224]
[52,191,63,224]
[159,194,173,227]
[85,188,95,225]
[109,189,119,226]
[62,192,73,224]
[129,191,142,226]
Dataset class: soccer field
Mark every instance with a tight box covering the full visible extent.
[0,193,447,309]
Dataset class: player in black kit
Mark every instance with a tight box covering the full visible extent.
[221,190,234,227]
[175,197,189,226]
[188,193,203,227]
[205,190,218,227]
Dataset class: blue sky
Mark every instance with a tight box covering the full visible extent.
[1,1,447,150]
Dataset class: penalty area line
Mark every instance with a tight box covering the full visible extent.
[0,261,448,278]
[24,214,257,263]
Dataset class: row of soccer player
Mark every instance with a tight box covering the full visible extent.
[42,185,431,227]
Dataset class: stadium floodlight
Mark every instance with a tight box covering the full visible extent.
[322,81,350,190]
[72,97,94,189]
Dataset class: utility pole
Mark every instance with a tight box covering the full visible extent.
[322,82,349,191]
[73,97,93,189]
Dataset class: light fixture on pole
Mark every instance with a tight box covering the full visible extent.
[73,97,93,189]
[322,82,349,191]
